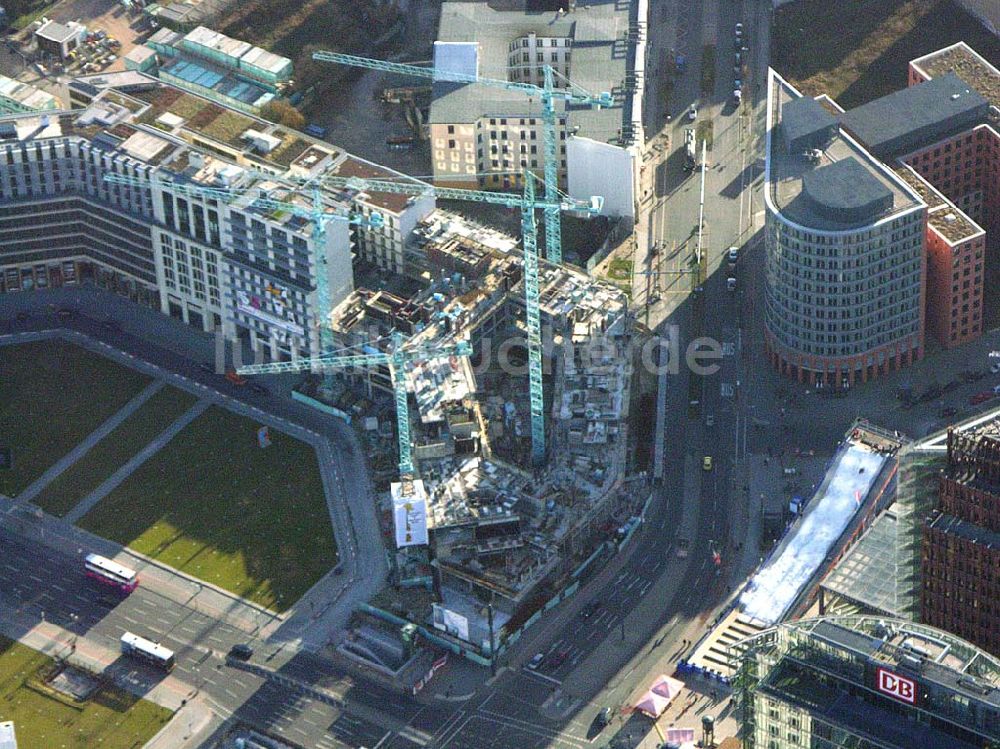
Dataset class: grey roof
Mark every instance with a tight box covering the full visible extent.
[767,71,922,232]
[430,1,630,145]
[807,619,1000,711]
[839,72,989,156]
[802,158,894,225]
[36,19,78,44]
[781,95,837,150]
[821,511,902,616]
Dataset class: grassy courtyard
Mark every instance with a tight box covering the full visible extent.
[0,341,150,498]
[33,386,200,518]
[772,0,1000,108]
[0,637,172,749]
[79,406,337,612]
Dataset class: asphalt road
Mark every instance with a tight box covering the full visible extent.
[420,0,776,746]
[0,526,460,749]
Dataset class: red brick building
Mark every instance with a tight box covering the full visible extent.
[922,428,1000,657]
[906,43,1000,348]
[894,163,986,347]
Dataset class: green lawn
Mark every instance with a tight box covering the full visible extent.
[772,0,1000,108]
[33,387,200,518]
[0,637,173,749]
[79,407,337,611]
[0,341,151,497]
[607,258,634,281]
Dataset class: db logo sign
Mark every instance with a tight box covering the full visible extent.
[876,668,916,704]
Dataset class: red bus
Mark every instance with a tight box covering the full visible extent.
[85,553,138,593]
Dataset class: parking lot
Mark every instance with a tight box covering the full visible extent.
[3,0,151,101]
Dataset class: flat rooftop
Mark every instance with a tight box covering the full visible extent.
[160,57,273,107]
[431,0,629,145]
[810,619,1000,707]
[927,203,982,243]
[0,73,59,111]
[767,72,922,231]
[928,511,1000,551]
[911,42,1000,115]
[839,72,989,156]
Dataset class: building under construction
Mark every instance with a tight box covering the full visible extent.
[329,209,633,627]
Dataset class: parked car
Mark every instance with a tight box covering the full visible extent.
[249,383,270,396]
[702,455,713,471]
[228,643,253,661]
[687,104,697,121]
[547,648,570,667]
[970,391,995,405]
[990,361,1000,374]
[596,707,613,728]
[735,22,744,38]
[727,246,739,265]
[198,362,214,374]
[727,276,737,291]
[705,414,715,427]
[527,653,544,670]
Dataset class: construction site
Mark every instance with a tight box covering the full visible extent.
[309,203,636,658]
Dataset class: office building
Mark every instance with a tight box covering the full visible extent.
[0,80,434,361]
[0,73,60,114]
[732,616,1000,749]
[132,26,293,115]
[428,0,642,218]
[922,425,1000,658]
[763,70,927,385]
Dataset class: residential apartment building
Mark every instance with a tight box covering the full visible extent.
[763,71,927,386]
[733,616,1000,749]
[922,427,1000,658]
[0,80,435,361]
[428,1,641,218]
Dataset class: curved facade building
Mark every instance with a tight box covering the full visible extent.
[763,72,928,385]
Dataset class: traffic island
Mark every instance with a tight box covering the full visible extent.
[0,637,172,748]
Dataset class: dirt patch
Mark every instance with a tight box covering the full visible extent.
[771,0,1000,108]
